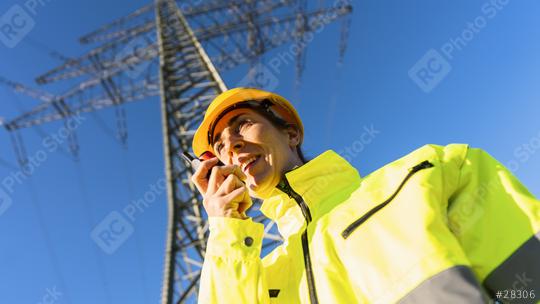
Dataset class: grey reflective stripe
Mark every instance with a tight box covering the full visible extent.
[398,265,489,304]
[484,231,540,304]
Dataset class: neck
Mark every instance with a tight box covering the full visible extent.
[284,151,304,172]
[252,153,305,199]
[260,150,362,224]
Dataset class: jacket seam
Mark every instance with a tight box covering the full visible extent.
[454,144,470,195]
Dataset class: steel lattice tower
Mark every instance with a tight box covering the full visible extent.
[1,1,352,302]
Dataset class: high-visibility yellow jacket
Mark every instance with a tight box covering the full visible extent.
[199,144,540,303]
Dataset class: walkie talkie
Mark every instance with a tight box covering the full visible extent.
[182,151,224,179]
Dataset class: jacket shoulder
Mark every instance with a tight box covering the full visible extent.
[367,143,470,175]
[412,143,469,167]
[355,143,470,196]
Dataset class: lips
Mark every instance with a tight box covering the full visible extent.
[241,155,260,173]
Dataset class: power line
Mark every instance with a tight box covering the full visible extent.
[15,35,149,301]
[2,86,73,161]
[25,176,73,304]
[73,160,113,303]
[19,38,128,148]
[120,143,151,303]
[23,37,73,62]
[0,2,353,302]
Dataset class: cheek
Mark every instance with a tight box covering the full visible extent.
[258,129,289,165]
[245,124,272,144]
[244,123,289,159]
[244,126,276,161]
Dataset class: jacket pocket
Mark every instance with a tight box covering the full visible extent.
[341,160,434,239]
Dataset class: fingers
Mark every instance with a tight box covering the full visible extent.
[223,185,249,204]
[215,173,243,196]
[202,184,245,218]
[191,157,220,194]
[194,159,252,219]
[238,186,253,213]
[207,164,247,194]
[220,176,251,210]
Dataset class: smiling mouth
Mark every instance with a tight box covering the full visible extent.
[242,156,261,172]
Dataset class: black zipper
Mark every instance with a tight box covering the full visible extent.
[341,160,434,239]
[277,177,319,304]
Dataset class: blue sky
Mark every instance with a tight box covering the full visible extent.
[1,1,540,303]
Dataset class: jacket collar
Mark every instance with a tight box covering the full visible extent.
[260,150,361,227]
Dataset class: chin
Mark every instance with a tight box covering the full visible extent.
[248,173,279,199]
[247,183,265,199]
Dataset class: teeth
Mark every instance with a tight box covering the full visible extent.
[242,156,257,171]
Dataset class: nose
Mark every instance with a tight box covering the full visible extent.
[228,136,244,153]
[222,133,245,161]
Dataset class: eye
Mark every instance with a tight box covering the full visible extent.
[235,119,252,133]
[216,142,224,154]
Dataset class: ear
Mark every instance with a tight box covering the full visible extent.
[285,124,302,147]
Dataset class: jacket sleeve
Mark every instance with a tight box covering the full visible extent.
[198,217,271,304]
[445,145,540,300]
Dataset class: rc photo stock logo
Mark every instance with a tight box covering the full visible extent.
[0,187,13,216]
[91,211,135,255]
[0,113,86,217]
[408,49,452,94]
[408,0,510,93]
[0,0,52,48]
[237,63,279,91]
[91,177,166,254]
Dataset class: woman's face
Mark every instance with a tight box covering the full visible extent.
[211,108,302,198]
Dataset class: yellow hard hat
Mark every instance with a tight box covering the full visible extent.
[192,87,303,157]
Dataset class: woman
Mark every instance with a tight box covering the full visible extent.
[191,88,540,303]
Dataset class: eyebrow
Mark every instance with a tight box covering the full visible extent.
[212,114,244,145]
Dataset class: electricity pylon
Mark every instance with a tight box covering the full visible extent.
[1,1,352,302]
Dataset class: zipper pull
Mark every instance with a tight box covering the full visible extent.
[410,160,434,172]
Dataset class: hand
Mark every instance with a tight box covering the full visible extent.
[191,157,252,219]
